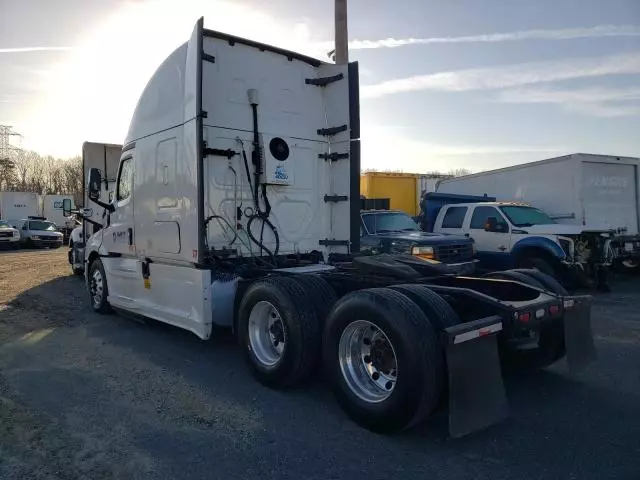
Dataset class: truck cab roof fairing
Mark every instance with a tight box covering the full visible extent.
[124,43,189,146]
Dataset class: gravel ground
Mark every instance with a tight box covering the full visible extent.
[0,249,639,480]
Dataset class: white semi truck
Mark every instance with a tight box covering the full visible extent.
[65,18,596,437]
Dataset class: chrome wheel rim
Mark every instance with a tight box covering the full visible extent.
[248,301,286,367]
[338,320,398,403]
[90,268,104,308]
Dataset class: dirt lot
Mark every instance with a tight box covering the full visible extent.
[1,249,639,480]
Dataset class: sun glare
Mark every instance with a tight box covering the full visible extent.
[19,0,324,157]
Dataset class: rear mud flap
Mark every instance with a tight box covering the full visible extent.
[444,316,509,438]
[562,295,597,371]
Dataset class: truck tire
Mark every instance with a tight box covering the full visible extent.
[498,271,566,369]
[323,287,443,433]
[88,259,112,314]
[69,242,84,276]
[483,270,545,289]
[509,268,568,296]
[237,276,322,389]
[388,284,460,330]
[292,274,337,325]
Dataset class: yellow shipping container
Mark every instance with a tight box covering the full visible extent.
[360,172,422,216]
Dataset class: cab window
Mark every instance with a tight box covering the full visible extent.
[441,207,467,229]
[470,206,508,230]
[116,157,133,201]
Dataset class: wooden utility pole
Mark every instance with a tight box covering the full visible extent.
[334,0,349,64]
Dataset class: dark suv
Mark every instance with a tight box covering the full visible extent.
[360,209,477,274]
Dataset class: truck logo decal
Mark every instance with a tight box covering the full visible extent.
[112,231,127,242]
[274,165,288,181]
[53,201,64,209]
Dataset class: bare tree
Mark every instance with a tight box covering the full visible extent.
[0,158,16,190]
[1,151,84,201]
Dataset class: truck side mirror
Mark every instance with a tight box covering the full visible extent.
[62,198,72,216]
[87,168,102,201]
[109,191,114,203]
[484,217,499,232]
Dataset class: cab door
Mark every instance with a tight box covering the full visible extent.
[101,154,140,305]
[467,205,512,269]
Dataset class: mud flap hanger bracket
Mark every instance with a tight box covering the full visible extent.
[443,315,509,438]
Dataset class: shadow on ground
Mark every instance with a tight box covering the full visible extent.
[0,276,639,479]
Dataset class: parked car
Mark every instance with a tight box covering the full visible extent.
[12,217,64,249]
[0,219,20,249]
[360,209,478,275]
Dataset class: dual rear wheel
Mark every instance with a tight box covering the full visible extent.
[237,277,458,433]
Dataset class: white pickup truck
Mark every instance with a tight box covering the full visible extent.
[428,198,613,289]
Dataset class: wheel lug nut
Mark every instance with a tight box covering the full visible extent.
[363,355,371,364]
[385,381,393,390]
[363,338,371,346]
[372,371,380,380]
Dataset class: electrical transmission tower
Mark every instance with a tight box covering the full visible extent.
[0,125,22,161]
[0,125,23,190]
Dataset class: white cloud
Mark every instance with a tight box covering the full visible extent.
[344,25,640,50]
[0,46,77,54]
[359,125,565,172]
[496,86,640,117]
[497,86,640,104]
[16,0,325,157]
[361,52,640,98]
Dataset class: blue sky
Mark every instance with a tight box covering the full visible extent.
[0,0,639,172]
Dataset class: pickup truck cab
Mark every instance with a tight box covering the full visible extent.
[431,201,613,287]
[360,209,477,274]
[0,219,20,248]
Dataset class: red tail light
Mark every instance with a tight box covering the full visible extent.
[549,305,560,316]
[518,312,531,323]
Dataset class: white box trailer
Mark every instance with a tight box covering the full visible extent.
[0,191,41,224]
[79,17,597,438]
[80,142,122,237]
[66,142,123,275]
[42,194,75,230]
[436,153,640,268]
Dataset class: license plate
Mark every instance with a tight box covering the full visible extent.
[625,242,634,252]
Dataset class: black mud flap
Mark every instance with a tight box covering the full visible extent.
[562,295,597,371]
[444,316,509,438]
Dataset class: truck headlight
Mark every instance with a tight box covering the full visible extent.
[13,231,19,238]
[411,246,434,259]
